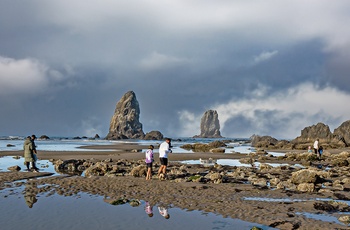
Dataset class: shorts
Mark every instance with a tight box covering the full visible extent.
[146,163,153,169]
[160,157,168,166]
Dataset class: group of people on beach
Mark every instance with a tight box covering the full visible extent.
[145,138,172,180]
[23,134,39,172]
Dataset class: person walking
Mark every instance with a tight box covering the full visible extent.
[23,136,37,172]
[31,134,39,171]
[145,145,154,180]
[157,138,172,179]
[313,139,319,155]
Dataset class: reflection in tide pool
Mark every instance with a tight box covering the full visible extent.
[0,186,276,230]
[0,156,57,175]
[179,159,289,168]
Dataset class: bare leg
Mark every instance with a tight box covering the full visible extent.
[162,166,167,175]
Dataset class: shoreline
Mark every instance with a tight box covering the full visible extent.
[2,144,350,229]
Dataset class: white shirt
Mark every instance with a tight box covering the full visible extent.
[159,141,171,158]
[313,140,319,149]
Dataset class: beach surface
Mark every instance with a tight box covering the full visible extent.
[1,143,350,230]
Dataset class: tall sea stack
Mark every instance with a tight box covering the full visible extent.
[194,110,222,138]
[106,91,145,140]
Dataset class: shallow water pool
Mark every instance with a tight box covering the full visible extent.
[0,186,276,230]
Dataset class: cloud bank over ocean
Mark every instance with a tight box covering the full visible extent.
[1,0,350,139]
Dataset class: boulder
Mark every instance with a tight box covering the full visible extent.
[291,169,320,184]
[106,91,145,140]
[144,130,163,140]
[8,165,21,171]
[194,110,222,138]
[251,135,278,148]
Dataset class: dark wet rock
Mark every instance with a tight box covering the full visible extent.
[94,134,100,139]
[73,136,81,139]
[106,91,145,140]
[6,144,15,147]
[193,110,222,138]
[144,130,163,140]
[55,159,86,175]
[251,135,278,148]
[180,141,226,152]
[8,165,21,171]
[39,135,50,140]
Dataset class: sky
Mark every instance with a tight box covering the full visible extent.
[1,0,350,139]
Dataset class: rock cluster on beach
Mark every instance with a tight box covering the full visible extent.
[252,120,350,150]
[193,110,222,138]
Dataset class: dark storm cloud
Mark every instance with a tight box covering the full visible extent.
[1,1,350,138]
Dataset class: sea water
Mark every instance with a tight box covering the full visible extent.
[0,185,277,230]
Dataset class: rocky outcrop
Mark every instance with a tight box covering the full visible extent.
[333,120,350,147]
[194,110,222,138]
[144,130,163,140]
[293,122,333,144]
[106,91,145,140]
[291,122,347,149]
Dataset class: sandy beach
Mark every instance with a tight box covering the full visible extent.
[1,143,350,230]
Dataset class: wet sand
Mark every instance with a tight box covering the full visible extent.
[1,144,350,230]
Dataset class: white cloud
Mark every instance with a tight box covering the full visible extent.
[212,82,350,138]
[0,56,49,95]
[140,52,190,70]
[253,50,278,64]
[177,110,200,137]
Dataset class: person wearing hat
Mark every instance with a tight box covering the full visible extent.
[145,145,154,180]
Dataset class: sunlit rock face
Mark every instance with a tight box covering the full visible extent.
[106,91,145,140]
[194,110,222,138]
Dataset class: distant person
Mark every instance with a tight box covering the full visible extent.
[318,146,323,159]
[23,136,38,172]
[144,201,153,217]
[157,138,172,179]
[313,139,319,155]
[158,206,170,219]
[31,134,39,171]
[307,146,312,153]
[145,145,154,180]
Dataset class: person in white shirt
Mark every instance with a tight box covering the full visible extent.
[157,138,172,178]
[313,139,319,155]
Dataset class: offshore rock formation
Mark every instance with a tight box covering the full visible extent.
[194,110,222,138]
[106,91,145,140]
[144,130,164,140]
[252,121,350,150]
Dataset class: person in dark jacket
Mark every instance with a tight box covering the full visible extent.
[23,136,38,172]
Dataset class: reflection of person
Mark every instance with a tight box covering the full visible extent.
[145,145,154,180]
[144,201,153,217]
[157,138,172,179]
[313,139,319,155]
[23,136,38,172]
[24,182,38,208]
[158,206,170,219]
